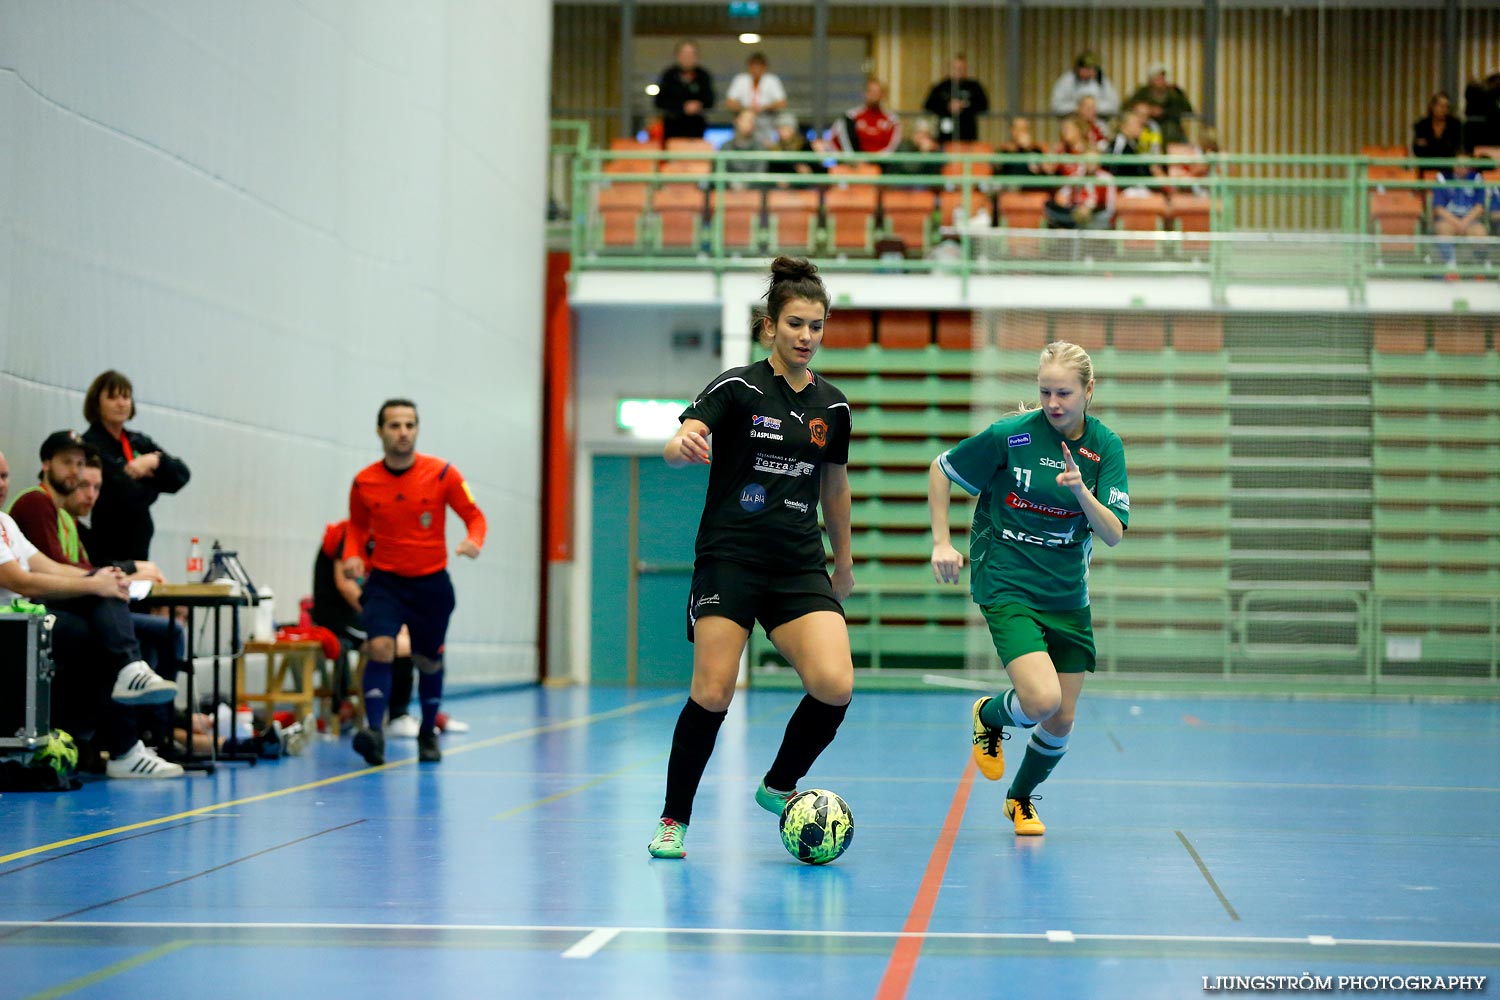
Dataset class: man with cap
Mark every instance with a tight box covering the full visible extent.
[1050,50,1120,118]
[0,446,182,778]
[1126,63,1194,146]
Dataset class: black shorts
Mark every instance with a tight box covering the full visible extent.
[361,569,456,660]
[686,559,844,642]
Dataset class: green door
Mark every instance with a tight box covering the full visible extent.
[590,455,707,685]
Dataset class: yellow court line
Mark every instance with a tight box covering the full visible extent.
[0,694,681,867]
[489,750,671,821]
[22,939,191,1000]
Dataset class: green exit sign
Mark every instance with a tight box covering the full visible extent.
[728,1,761,17]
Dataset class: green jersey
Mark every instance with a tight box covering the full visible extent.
[938,409,1129,611]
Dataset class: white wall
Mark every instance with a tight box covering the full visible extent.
[0,0,552,685]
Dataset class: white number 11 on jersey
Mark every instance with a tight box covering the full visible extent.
[1014,467,1032,491]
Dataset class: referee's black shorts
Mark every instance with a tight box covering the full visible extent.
[361,568,456,660]
[685,558,844,642]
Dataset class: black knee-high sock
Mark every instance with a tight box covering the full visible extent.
[763,694,849,793]
[662,698,728,825]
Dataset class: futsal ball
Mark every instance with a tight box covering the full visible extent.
[779,789,854,865]
[31,730,79,780]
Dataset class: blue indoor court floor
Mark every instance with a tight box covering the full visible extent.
[2,687,1497,1000]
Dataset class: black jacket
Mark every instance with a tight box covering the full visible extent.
[923,77,991,143]
[654,65,715,139]
[81,423,191,563]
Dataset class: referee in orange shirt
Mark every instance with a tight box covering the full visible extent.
[343,399,486,765]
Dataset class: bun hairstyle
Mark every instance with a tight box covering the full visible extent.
[759,256,830,346]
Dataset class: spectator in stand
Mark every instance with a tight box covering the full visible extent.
[768,112,827,184]
[722,108,771,183]
[1462,72,1500,151]
[724,52,787,147]
[1432,154,1490,269]
[80,370,190,566]
[888,116,944,178]
[655,40,715,141]
[1412,92,1464,174]
[1107,109,1154,189]
[999,116,1049,192]
[1046,118,1116,230]
[831,78,902,155]
[1075,94,1110,150]
[923,54,991,146]
[1050,50,1119,119]
[1125,64,1193,146]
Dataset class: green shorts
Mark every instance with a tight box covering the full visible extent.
[980,602,1096,673]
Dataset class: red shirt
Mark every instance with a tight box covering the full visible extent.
[344,454,487,577]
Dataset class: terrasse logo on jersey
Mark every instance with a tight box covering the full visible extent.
[1005,492,1079,519]
[752,414,782,430]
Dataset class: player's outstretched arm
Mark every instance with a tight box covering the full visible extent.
[664,418,712,468]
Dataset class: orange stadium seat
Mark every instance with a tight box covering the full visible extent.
[1115,192,1169,251]
[1171,314,1224,352]
[766,189,821,252]
[825,182,879,253]
[596,183,648,249]
[1433,317,1487,355]
[650,183,705,250]
[1058,313,1106,349]
[936,310,979,350]
[823,309,873,349]
[996,312,1048,351]
[1372,316,1426,354]
[604,156,658,177]
[941,142,994,181]
[1112,314,1167,351]
[881,189,937,253]
[878,310,932,350]
[712,188,763,252]
[1167,193,1212,252]
[939,189,990,226]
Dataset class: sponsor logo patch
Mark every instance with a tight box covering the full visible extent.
[752,414,782,430]
[1005,492,1080,520]
[783,499,809,513]
[419,511,433,529]
[1038,456,1065,469]
[1008,433,1031,447]
[753,455,817,478]
[739,484,768,512]
[1108,487,1130,511]
[750,429,784,440]
[809,417,829,448]
[1078,446,1101,463]
[695,594,721,609]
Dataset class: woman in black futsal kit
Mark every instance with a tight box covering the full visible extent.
[648,256,855,859]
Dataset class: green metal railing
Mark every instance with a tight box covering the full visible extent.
[561,145,1500,302]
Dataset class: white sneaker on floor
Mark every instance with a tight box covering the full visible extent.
[436,712,469,733]
[386,714,421,739]
[111,660,177,705]
[106,741,184,779]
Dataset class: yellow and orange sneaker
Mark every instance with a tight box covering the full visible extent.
[971,698,1008,781]
[1005,796,1045,836]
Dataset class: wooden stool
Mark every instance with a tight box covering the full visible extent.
[235,640,323,726]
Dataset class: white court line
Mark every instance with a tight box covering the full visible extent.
[1308,935,1338,946]
[1046,930,1077,943]
[562,927,621,959]
[2,921,1496,952]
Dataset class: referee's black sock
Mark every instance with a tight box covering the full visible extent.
[764,694,849,793]
[661,698,728,825]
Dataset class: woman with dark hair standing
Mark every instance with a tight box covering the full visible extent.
[81,370,191,566]
[648,256,855,860]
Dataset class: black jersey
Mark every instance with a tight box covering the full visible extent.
[682,359,852,573]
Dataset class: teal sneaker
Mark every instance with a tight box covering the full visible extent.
[648,817,687,859]
[755,779,796,816]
